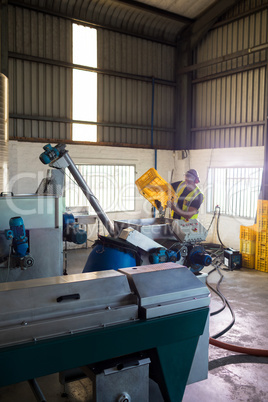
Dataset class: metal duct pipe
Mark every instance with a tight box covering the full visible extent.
[63,152,115,237]
[0,74,8,193]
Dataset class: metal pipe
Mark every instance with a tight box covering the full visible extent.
[28,379,46,402]
[63,153,115,237]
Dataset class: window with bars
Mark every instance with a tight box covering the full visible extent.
[207,167,263,219]
[65,165,135,213]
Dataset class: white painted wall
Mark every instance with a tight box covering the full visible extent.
[7,141,264,249]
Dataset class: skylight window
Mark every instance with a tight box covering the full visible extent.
[72,24,97,142]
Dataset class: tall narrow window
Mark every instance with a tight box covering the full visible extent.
[207,167,263,219]
[72,24,97,141]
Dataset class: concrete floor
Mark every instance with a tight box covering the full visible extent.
[0,247,268,402]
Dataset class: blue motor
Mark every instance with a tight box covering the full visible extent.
[188,245,212,274]
[63,213,87,245]
[39,144,60,165]
[149,248,180,264]
[5,217,34,268]
[9,217,29,257]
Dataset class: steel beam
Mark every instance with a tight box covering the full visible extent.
[0,0,8,76]
[9,113,175,133]
[114,0,193,25]
[9,52,176,87]
[178,43,268,74]
[9,0,176,47]
[175,38,192,150]
[192,61,267,84]
[183,0,241,49]
[261,53,268,200]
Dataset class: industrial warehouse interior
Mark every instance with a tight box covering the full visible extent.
[0,0,268,401]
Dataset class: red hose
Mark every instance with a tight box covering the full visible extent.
[209,337,268,357]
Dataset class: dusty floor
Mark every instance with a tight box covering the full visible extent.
[0,248,267,401]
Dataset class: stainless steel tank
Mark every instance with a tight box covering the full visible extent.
[0,73,8,193]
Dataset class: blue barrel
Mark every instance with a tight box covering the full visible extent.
[83,243,136,273]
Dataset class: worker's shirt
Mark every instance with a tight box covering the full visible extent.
[171,181,204,220]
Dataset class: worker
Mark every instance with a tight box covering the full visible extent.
[167,169,203,221]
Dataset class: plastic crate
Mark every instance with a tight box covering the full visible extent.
[135,168,177,210]
[242,253,255,269]
[257,216,268,232]
[256,230,268,244]
[257,200,268,216]
[255,256,268,272]
[240,240,256,255]
[239,224,257,240]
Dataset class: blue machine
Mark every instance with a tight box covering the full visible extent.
[39,144,60,165]
[149,248,179,264]
[9,217,28,257]
[83,236,137,273]
[188,245,212,273]
[63,213,87,245]
[5,217,34,268]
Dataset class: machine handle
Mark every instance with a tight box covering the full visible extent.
[56,293,80,302]
[0,192,14,196]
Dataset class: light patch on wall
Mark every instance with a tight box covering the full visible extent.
[72,24,97,142]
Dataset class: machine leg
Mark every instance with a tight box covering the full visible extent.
[28,378,47,402]
[150,337,200,402]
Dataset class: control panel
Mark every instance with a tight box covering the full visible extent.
[171,219,208,243]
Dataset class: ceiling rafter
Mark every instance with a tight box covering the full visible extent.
[112,0,194,24]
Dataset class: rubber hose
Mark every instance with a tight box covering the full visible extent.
[209,337,268,357]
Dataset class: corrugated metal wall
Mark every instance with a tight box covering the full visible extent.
[97,29,175,148]
[8,5,72,141]
[191,1,268,149]
[8,4,176,149]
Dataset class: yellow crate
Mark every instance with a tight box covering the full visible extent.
[240,240,256,255]
[257,199,268,216]
[256,213,268,228]
[239,224,257,240]
[242,253,255,269]
[135,168,177,210]
[256,242,268,256]
[256,230,268,244]
[255,256,268,272]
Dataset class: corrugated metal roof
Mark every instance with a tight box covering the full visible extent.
[11,0,217,43]
[134,0,218,19]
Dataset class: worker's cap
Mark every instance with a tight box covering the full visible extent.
[184,169,200,183]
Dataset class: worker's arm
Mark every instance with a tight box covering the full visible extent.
[167,201,198,220]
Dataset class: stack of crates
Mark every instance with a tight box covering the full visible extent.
[135,168,177,210]
[255,200,268,272]
[239,224,257,269]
